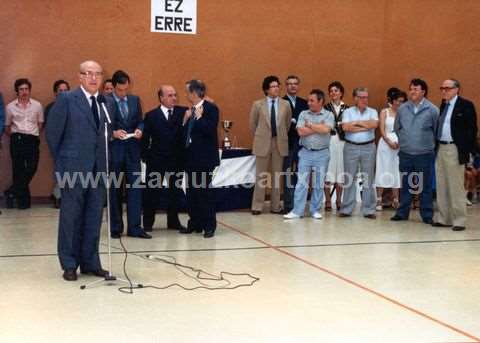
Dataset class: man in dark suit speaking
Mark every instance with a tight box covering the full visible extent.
[180,80,219,238]
[46,60,115,281]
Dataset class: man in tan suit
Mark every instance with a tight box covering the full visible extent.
[250,75,292,214]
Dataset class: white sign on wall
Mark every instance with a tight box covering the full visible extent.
[151,0,197,34]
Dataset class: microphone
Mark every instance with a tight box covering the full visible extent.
[97,94,112,124]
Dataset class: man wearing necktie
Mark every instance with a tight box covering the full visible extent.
[432,79,478,231]
[46,60,116,281]
[108,70,150,239]
[282,75,309,214]
[142,85,187,232]
[180,80,219,238]
[250,75,292,215]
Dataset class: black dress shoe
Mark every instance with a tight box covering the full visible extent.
[168,224,187,231]
[390,215,407,221]
[63,269,78,281]
[179,227,194,234]
[81,268,109,277]
[4,191,15,209]
[203,231,215,238]
[364,214,377,219]
[432,222,450,227]
[54,198,61,209]
[111,233,122,239]
[423,218,433,225]
[452,226,466,231]
[251,210,261,215]
[270,210,283,214]
[128,231,152,239]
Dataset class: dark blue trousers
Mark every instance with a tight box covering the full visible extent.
[58,183,105,271]
[109,150,142,236]
[396,151,434,222]
[185,168,216,233]
[282,143,299,212]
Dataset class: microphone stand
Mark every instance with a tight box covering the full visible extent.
[81,99,143,291]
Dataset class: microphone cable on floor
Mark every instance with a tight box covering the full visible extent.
[105,238,260,294]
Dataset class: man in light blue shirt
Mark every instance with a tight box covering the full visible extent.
[339,87,378,218]
[284,89,334,219]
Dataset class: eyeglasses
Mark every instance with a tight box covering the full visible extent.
[440,86,457,91]
[80,71,103,78]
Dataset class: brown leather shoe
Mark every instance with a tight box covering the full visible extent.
[251,210,261,215]
[452,226,466,231]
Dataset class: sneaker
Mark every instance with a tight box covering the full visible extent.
[312,212,323,219]
[467,198,473,207]
[283,211,301,219]
[376,205,383,211]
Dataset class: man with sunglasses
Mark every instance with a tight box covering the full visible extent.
[432,79,477,231]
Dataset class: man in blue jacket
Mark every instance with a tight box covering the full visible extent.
[108,70,151,239]
[391,78,439,224]
[46,60,115,281]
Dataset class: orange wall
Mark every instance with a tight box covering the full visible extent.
[1,1,479,196]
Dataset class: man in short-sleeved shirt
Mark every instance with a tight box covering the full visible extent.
[339,87,378,218]
[284,89,334,219]
[4,78,44,209]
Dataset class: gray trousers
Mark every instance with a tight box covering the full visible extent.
[340,142,376,216]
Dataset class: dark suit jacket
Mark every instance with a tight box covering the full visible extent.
[183,100,220,170]
[283,95,308,149]
[142,105,187,171]
[109,94,143,162]
[46,87,115,179]
[438,96,478,164]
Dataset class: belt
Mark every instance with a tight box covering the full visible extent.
[344,139,374,146]
[301,146,328,152]
[438,140,454,145]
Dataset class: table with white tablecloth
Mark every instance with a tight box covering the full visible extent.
[141,148,255,211]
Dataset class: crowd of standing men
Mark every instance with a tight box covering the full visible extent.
[249,75,478,233]
[0,63,478,281]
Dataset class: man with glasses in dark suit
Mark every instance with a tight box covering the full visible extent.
[46,60,115,281]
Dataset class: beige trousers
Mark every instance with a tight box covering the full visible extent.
[434,144,467,227]
[251,138,284,212]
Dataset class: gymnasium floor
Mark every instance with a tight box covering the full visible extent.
[1,203,479,342]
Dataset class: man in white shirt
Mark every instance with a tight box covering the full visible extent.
[339,87,378,218]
